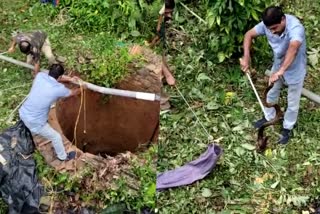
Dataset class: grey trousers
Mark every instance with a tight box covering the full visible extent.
[264,78,304,130]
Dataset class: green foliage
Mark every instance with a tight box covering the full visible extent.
[205,0,273,62]
[82,47,132,87]
[58,0,162,38]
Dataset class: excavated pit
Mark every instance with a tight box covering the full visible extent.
[55,43,164,156]
[55,67,161,156]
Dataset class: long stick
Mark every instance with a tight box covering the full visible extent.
[246,72,267,116]
[0,54,161,102]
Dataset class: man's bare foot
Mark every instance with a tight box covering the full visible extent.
[148,36,160,48]
[129,45,142,55]
[165,74,175,86]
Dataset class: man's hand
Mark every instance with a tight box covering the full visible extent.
[8,47,15,53]
[71,76,80,82]
[269,70,284,84]
[8,39,17,53]
[240,57,250,73]
[71,76,88,89]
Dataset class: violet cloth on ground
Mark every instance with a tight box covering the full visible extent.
[156,143,223,191]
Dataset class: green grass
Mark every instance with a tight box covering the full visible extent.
[158,1,320,213]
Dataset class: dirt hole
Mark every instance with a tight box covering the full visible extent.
[55,75,160,156]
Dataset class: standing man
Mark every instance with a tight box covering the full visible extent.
[149,0,176,86]
[150,0,175,47]
[8,30,57,76]
[19,64,85,161]
[240,6,307,144]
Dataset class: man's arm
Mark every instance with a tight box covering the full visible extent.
[156,15,163,33]
[241,28,259,72]
[61,76,87,97]
[32,50,41,75]
[58,75,73,83]
[33,62,40,76]
[270,41,302,83]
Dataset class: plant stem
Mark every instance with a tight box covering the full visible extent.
[179,2,207,25]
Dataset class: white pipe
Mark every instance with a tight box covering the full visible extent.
[0,54,160,101]
[265,69,320,104]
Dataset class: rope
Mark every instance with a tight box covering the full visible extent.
[83,88,87,134]
[174,85,213,140]
[72,79,87,170]
[162,6,213,141]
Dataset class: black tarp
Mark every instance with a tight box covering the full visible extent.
[0,120,43,214]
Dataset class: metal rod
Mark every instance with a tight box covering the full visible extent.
[246,72,267,116]
[0,54,160,101]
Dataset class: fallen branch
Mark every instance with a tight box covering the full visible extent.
[0,83,31,92]
[0,54,161,102]
[6,95,28,124]
[179,2,207,25]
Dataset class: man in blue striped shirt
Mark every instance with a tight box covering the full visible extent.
[240,6,307,144]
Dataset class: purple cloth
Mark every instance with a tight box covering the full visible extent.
[156,143,223,191]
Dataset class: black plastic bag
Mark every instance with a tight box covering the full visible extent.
[0,120,44,214]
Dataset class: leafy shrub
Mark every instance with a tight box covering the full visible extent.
[204,0,274,62]
[58,0,162,38]
[81,46,135,88]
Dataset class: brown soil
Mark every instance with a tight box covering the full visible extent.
[56,64,161,155]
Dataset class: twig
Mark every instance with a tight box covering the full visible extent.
[213,137,223,143]
[6,95,28,123]
[259,155,281,179]
[170,27,187,36]
[179,2,207,25]
[0,83,31,92]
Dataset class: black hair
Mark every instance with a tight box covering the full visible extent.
[262,6,285,27]
[48,64,65,79]
[165,0,175,10]
[19,41,31,54]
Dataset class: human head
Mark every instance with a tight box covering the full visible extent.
[164,0,175,20]
[262,6,286,35]
[48,64,65,80]
[19,41,31,54]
